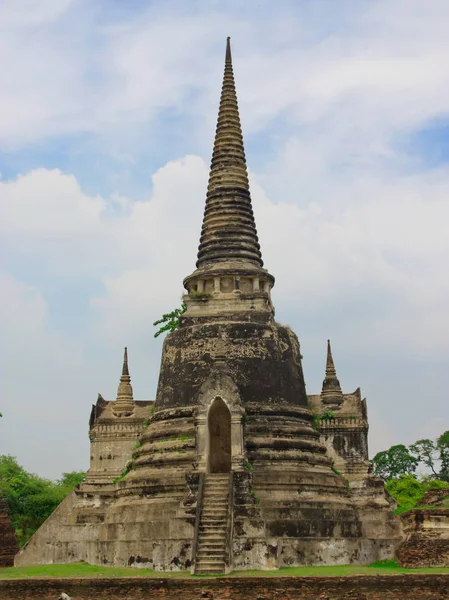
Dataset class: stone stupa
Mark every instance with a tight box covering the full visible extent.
[16,38,402,574]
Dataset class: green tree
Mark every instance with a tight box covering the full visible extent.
[409,438,439,478]
[0,455,85,547]
[437,430,449,482]
[58,471,86,490]
[372,444,418,480]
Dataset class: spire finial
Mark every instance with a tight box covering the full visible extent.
[321,339,343,404]
[226,36,231,61]
[113,347,134,416]
[122,347,129,377]
[194,37,263,269]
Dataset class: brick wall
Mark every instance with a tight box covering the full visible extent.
[0,575,448,600]
[0,497,19,567]
[398,508,449,568]
[397,534,449,568]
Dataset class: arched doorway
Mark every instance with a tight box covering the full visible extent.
[207,397,232,473]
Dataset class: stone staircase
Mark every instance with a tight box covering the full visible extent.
[194,473,231,574]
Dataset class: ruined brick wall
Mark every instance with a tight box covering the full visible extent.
[398,508,449,568]
[419,489,449,507]
[1,575,448,600]
[397,534,449,568]
[0,497,19,567]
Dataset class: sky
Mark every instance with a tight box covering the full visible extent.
[0,0,448,480]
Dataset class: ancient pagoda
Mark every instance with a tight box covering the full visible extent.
[16,38,402,574]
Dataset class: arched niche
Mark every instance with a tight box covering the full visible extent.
[194,368,246,473]
[207,397,232,473]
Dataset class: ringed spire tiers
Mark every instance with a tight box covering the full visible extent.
[184,37,272,298]
[321,339,344,404]
[196,36,262,269]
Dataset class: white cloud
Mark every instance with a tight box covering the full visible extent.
[1,0,449,152]
[1,0,449,477]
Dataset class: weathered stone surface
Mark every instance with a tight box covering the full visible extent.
[309,341,402,548]
[397,502,449,567]
[15,37,402,573]
[0,496,18,567]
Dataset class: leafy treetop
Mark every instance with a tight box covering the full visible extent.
[0,454,85,547]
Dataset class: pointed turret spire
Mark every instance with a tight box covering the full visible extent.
[113,347,134,416]
[122,346,130,377]
[195,37,263,269]
[321,340,344,404]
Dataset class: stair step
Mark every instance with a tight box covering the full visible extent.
[204,482,229,486]
[195,569,225,574]
[204,481,229,486]
[200,511,227,516]
[193,472,231,575]
[202,511,227,516]
[203,497,228,502]
[200,515,227,521]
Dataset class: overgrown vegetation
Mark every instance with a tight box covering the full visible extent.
[371,430,449,513]
[153,301,187,338]
[112,461,132,484]
[157,434,195,443]
[385,475,449,513]
[250,491,261,504]
[309,405,334,431]
[189,291,212,299]
[0,455,85,547]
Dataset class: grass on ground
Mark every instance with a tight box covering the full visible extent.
[1,560,449,579]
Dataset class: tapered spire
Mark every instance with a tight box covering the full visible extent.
[113,347,134,416]
[122,346,130,377]
[196,37,263,269]
[321,340,344,404]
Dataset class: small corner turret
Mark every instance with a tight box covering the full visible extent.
[112,347,134,417]
[321,339,344,405]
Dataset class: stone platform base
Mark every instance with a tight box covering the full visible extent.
[1,575,449,600]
